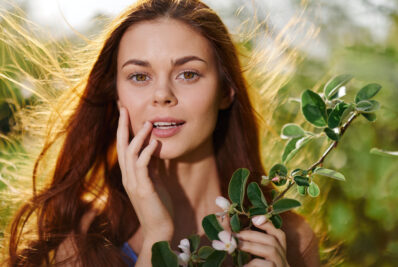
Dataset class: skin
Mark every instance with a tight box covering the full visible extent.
[115,18,289,266]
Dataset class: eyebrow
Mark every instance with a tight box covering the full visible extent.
[121,55,207,69]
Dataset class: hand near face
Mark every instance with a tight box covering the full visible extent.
[116,107,174,244]
[237,216,290,267]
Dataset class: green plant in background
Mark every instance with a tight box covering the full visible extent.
[149,75,390,266]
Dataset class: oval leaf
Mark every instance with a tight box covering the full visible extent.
[272,198,301,214]
[324,74,353,100]
[314,167,345,181]
[301,89,328,127]
[249,207,268,217]
[198,246,215,259]
[361,112,377,122]
[230,213,241,233]
[370,148,398,158]
[152,241,179,267]
[247,182,268,209]
[308,181,320,197]
[188,234,200,253]
[282,136,313,164]
[228,168,250,210]
[294,175,310,186]
[297,185,307,196]
[328,102,349,129]
[202,214,223,241]
[203,250,227,267]
[356,100,380,113]
[281,123,305,139]
[324,127,339,141]
[270,214,283,229]
[355,83,382,103]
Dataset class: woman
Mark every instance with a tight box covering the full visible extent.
[7,0,320,266]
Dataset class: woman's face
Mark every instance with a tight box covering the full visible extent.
[116,18,232,160]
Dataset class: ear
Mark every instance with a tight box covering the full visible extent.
[219,87,235,110]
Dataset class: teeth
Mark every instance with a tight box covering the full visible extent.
[153,122,178,127]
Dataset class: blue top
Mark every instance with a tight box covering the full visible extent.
[121,242,138,266]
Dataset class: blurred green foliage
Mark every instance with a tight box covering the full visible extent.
[0,0,397,266]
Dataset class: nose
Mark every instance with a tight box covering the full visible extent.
[152,78,178,106]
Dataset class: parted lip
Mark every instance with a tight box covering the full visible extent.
[149,117,186,124]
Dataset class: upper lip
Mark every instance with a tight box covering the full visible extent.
[149,117,186,124]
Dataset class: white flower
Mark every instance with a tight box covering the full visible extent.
[215,196,231,212]
[211,230,237,254]
[177,238,190,267]
[215,196,231,218]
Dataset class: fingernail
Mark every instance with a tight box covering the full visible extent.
[150,139,156,145]
[252,215,267,226]
[144,121,152,127]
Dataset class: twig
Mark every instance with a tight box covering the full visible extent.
[272,112,359,204]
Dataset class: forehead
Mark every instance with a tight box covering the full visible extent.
[117,18,214,66]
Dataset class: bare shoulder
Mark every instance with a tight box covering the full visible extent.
[280,211,320,267]
[54,209,98,266]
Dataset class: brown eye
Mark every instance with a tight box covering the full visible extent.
[128,73,150,83]
[135,74,147,81]
[184,72,195,79]
[179,71,200,81]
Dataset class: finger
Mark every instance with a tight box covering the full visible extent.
[252,216,287,250]
[239,240,283,266]
[135,139,158,188]
[126,121,153,160]
[116,107,129,174]
[244,258,275,267]
[237,230,284,257]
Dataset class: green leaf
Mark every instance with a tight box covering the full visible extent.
[247,182,268,209]
[301,89,328,127]
[151,241,178,267]
[291,168,308,177]
[297,185,307,196]
[356,100,380,113]
[249,207,268,217]
[281,123,305,139]
[188,234,200,253]
[324,127,339,141]
[324,74,353,100]
[230,213,241,233]
[294,176,310,186]
[361,112,377,122]
[370,148,398,158]
[272,198,301,214]
[202,214,223,241]
[328,102,349,129]
[282,136,313,164]
[355,83,382,103]
[198,246,215,259]
[203,250,227,267]
[233,250,251,267]
[269,164,288,186]
[228,168,250,210]
[270,214,283,229]
[308,181,320,197]
[340,103,355,123]
[313,167,345,181]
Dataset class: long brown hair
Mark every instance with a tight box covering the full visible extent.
[7,0,269,265]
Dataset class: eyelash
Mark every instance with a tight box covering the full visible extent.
[127,70,201,83]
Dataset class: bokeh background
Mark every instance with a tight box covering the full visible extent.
[0,0,397,266]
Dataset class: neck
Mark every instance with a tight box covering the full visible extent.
[149,137,222,216]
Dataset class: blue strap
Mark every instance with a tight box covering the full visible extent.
[121,242,138,266]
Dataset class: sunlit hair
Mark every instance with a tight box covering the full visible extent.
[0,0,331,266]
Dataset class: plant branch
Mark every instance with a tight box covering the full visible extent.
[272,112,359,204]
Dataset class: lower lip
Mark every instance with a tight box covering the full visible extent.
[152,123,185,138]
